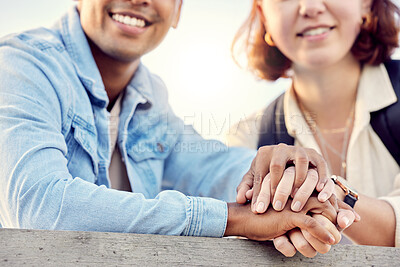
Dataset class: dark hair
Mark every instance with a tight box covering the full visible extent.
[232,0,400,81]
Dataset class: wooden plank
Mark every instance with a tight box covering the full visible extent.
[0,228,398,266]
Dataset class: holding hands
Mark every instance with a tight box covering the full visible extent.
[233,144,360,257]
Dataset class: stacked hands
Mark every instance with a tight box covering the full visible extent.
[227,144,361,258]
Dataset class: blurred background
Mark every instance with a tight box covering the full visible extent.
[1,0,399,142]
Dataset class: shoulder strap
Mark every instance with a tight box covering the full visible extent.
[370,60,400,166]
[257,93,294,149]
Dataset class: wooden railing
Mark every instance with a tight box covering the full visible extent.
[0,228,398,266]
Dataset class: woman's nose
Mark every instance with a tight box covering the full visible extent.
[299,0,326,18]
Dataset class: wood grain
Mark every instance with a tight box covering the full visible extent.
[0,228,398,266]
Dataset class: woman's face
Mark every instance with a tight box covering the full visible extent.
[258,0,371,70]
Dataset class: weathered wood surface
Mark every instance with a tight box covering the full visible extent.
[0,229,398,266]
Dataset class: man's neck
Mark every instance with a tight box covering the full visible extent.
[89,41,140,111]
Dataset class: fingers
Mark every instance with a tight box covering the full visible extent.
[288,229,317,258]
[255,173,271,213]
[306,148,330,191]
[337,199,361,222]
[251,147,273,212]
[269,144,292,197]
[291,169,319,212]
[300,229,331,255]
[272,166,295,211]
[337,209,356,230]
[236,171,254,204]
[245,188,253,200]
[292,148,309,196]
[302,197,337,223]
[317,178,334,203]
[312,214,341,244]
[273,235,297,257]
[291,213,336,245]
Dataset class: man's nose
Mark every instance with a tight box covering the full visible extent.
[130,0,151,7]
[299,0,326,18]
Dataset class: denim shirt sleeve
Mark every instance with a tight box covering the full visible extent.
[163,124,256,203]
[0,42,230,237]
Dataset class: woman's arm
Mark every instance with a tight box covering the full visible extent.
[336,189,396,246]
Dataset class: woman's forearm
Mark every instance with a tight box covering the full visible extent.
[341,192,396,246]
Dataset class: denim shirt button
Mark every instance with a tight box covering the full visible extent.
[157,143,164,153]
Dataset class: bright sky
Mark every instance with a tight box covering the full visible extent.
[2,0,399,141]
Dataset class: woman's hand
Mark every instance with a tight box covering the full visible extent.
[272,197,361,258]
[236,144,334,213]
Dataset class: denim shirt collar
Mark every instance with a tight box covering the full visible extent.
[56,6,155,108]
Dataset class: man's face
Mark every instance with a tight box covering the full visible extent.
[77,0,182,62]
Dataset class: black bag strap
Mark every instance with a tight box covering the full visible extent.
[257,93,294,148]
[370,60,400,166]
[257,60,400,166]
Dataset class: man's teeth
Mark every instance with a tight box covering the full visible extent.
[112,14,146,28]
[303,27,330,37]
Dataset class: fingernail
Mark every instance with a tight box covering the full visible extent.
[355,213,361,221]
[256,202,265,213]
[319,193,328,202]
[292,201,301,212]
[274,200,282,210]
[329,234,336,245]
[343,217,350,228]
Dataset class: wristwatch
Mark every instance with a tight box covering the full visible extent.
[331,175,359,208]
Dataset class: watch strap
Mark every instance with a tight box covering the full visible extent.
[344,194,357,208]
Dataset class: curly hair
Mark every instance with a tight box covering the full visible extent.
[232,0,400,81]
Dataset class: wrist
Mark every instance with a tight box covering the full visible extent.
[224,203,247,237]
[334,184,346,202]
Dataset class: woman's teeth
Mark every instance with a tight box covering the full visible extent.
[303,27,331,37]
[112,14,146,28]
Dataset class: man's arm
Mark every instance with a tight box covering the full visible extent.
[0,45,228,236]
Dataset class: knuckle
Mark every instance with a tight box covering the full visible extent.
[295,155,309,165]
[297,241,311,251]
[253,173,262,185]
[304,217,318,229]
[294,188,311,199]
[273,238,285,250]
[258,192,270,199]
[275,187,292,197]
[284,166,296,175]
[277,143,288,150]
[307,170,319,183]
[258,146,269,155]
[270,162,283,173]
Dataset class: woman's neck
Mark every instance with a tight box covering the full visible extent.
[292,55,361,129]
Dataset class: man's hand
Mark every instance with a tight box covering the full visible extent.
[237,144,334,214]
[225,196,339,244]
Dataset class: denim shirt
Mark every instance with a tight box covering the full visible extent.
[0,7,255,236]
